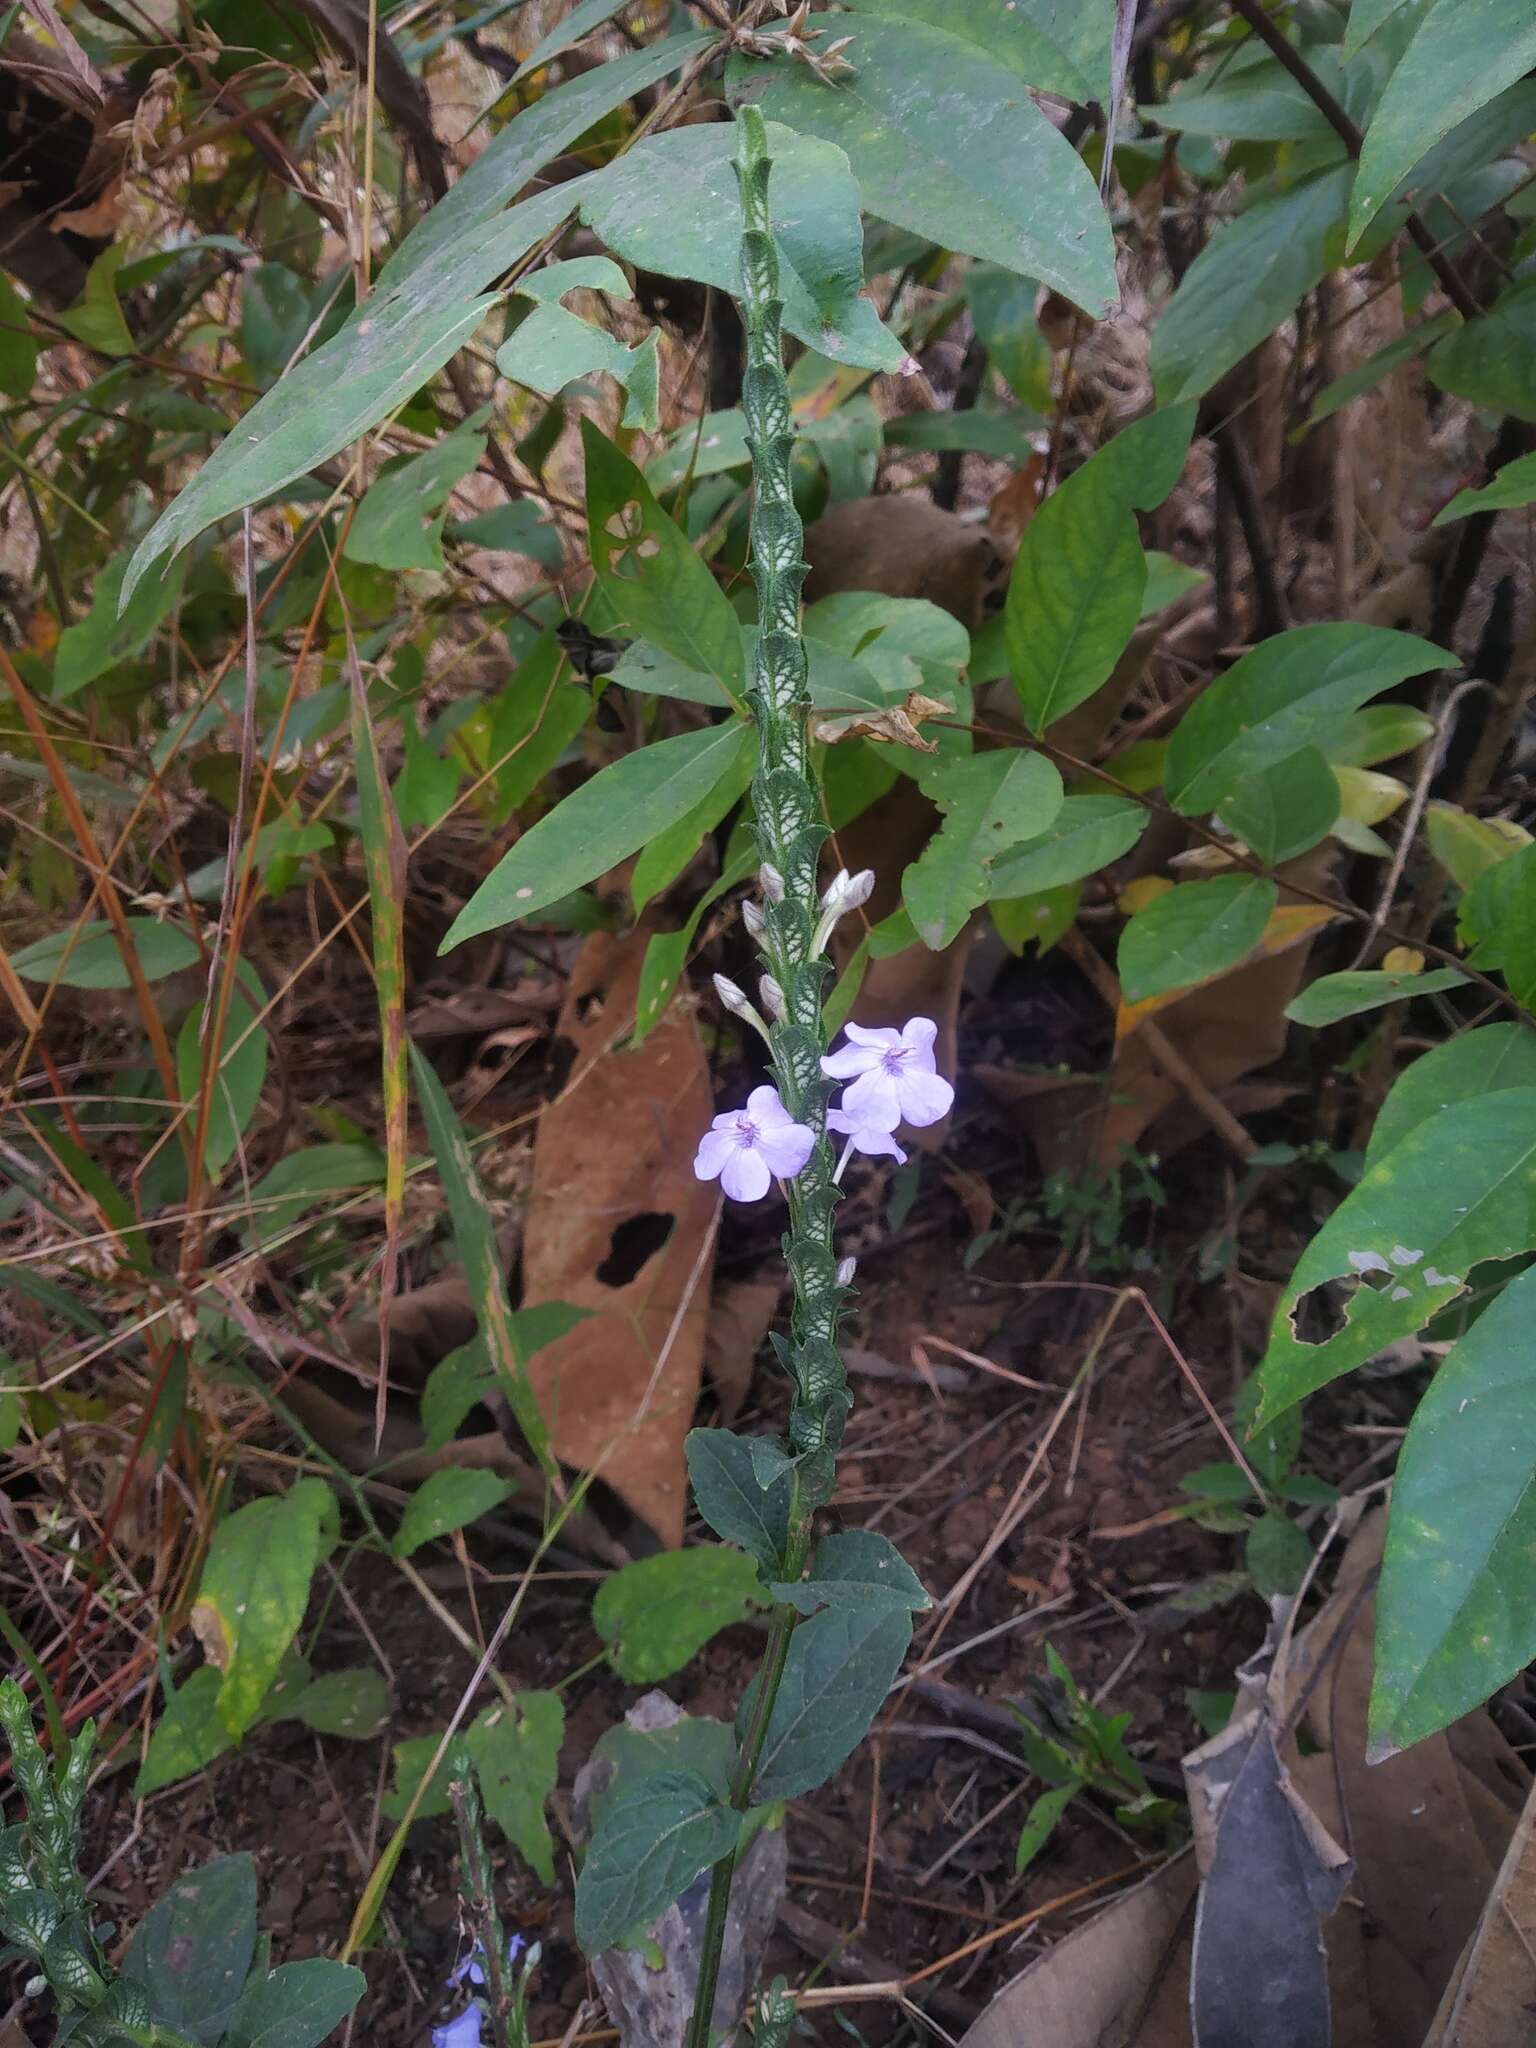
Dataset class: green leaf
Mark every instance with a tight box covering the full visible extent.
[1425,802,1530,890]
[841,0,1104,100]
[1371,1265,1536,1756]
[242,1141,386,1250]
[121,1853,257,2046]
[409,1045,553,1474]
[727,19,1117,316]
[1427,276,1536,423]
[631,721,756,915]
[344,414,487,572]
[384,33,716,283]
[1324,703,1437,767]
[635,842,757,1044]
[0,273,40,399]
[1304,313,1458,432]
[56,245,134,356]
[52,549,186,700]
[1015,1781,1078,1874]
[1142,551,1208,616]
[1286,967,1470,1027]
[383,1733,469,1820]
[223,1959,365,2048]
[903,751,1063,949]
[123,182,580,601]
[176,989,269,1179]
[750,1605,913,1802]
[771,1529,930,1614]
[1180,1462,1257,1502]
[1344,0,1425,59]
[501,306,660,431]
[684,1429,793,1574]
[420,1305,588,1449]
[1245,1512,1311,1599]
[1118,875,1277,1004]
[193,1479,332,1740]
[992,881,1080,957]
[803,591,970,693]
[392,1469,515,1558]
[964,263,1053,411]
[443,721,746,946]
[240,263,314,384]
[583,421,746,704]
[574,1768,738,1954]
[1150,166,1352,404]
[1218,750,1340,865]
[134,1669,237,1796]
[282,1669,389,1740]
[590,1715,737,1824]
[1434,446,1536,524]
[1005,405,1195,733]
[464,1693,564,1885]
[1367,1025,1536,1168]
[593,1548,763,1683]
[986,795,1146,898]
[10,918,199,991]
[1255,1089,1536,1424]
[1164,624,1452,815]
[450,498,563,566]
[1157,61,1337,142]
[884,406,1043,462]
[1348,0,1536,250]
[581,124,905,373]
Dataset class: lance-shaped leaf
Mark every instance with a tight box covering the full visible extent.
[987,795,1147,898]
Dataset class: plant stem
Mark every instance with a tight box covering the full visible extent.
[684,105,852,2044]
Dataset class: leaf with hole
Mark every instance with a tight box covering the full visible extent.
[593,1547,763,1683]
[1255,1089,1536,1424]
[1371,1265,1536,1756]
[464,1693,564,1885]
[575,1768,739,1955]
[1164,624,1452,815]
[903,750,1063,949]
[749,1604,913,1802]
[1118,875,1277,1005]
[727,18,1116,315]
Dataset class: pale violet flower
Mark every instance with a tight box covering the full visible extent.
[432,2008,482,2048]
[827,1105,907,1170]
[822,1017,953,1133]
[694,1084,815,1201]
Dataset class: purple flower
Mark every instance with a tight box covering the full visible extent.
[822,1018,953,1133]
[827,1107,907,1167]
[432,2007,483,2048]
[694,1084,816,1202]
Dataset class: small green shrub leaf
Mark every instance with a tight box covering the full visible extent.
[192,1478,333,1740]
[1371,1266,1536,1757]
[594,1548,763,1682]
[1165,624,1452,815]
[685,1429,794,1573]
[120,1852,257,2045]
[903,751,1063,949]
[1218,749,1340,865]
[464,1693,564,1885]
[11,918,199,990]
[772,1530,931,1615]
[1245,1512,1311,1599]
[1286,968,1470,1027]
[575,1768,738,1954]
[392,1470,515,1558]
[133,1667,237,1797]
[987,796,1146,898]
[1367,1027,1536,1168]
[443,721,746,945]
[223,1959,365,2048]
[1118,875,1277,1004]
[749,1605,912,1802]
[283,1669,389,1741]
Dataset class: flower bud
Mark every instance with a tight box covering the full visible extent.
[742,898,766,941]
[836,1256,857,1287]
[760,862,785,902]
[759,973,786,1021]
[811,865,876,956]
[713,972,751,1016]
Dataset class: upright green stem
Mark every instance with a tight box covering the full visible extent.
[683,105,852,2048]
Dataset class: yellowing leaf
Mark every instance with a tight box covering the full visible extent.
[1382,946,1424,975]
[1118,874,1174,915]
[1334,764,1409,826]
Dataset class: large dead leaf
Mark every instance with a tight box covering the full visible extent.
[1424,1768,1536,2046]
[803,496,1005,630]
[519,926,716,1549]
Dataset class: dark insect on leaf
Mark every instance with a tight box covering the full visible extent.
[556,617,625,679]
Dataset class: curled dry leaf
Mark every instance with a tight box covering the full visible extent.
[519,924,716,1549]
[812,692,948,750]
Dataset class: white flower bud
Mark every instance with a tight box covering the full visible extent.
[760,862,785,902]
[811,865,876,956]
[759,973,786,1021]
[819,866,851,910]
[836,1256,857,1287]
[713,972,751,1016]
[742,898,766,941]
